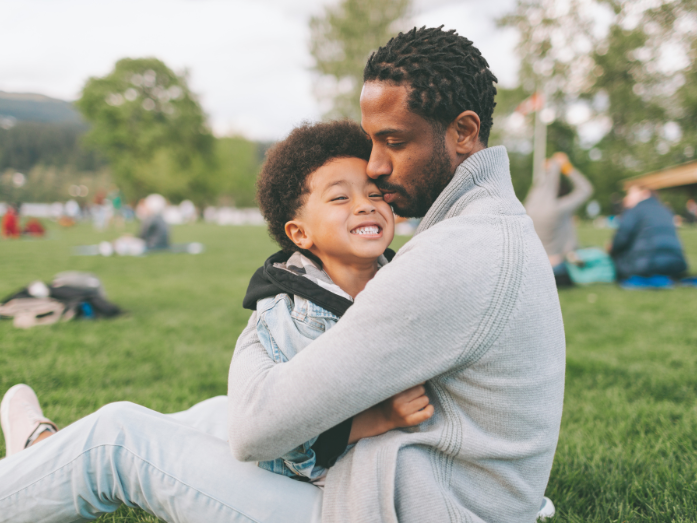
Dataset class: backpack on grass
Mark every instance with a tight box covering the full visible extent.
[0,272,122,329]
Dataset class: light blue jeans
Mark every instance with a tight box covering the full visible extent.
[0,396,322,522]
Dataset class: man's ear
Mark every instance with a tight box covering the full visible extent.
[285,220,313,251]
[449,110,483,156]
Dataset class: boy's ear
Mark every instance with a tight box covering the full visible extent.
[285,220,314,250]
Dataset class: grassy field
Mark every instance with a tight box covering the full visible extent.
[1,222,696,522]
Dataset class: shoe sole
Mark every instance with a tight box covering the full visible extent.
[537,497,556,520]
[1,384,30,455]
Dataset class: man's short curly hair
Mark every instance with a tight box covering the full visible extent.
[363,26,498,145]
[257,120,372,252]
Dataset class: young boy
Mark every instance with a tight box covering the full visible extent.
[244,120,434,483]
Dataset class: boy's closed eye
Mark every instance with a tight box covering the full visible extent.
[329,191,382,202]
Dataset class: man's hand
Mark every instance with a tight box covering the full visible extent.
[349,384,434,444]
[551,152,568,164]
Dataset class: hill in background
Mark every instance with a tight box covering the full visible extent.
[0,91,99,175]
[0,91,82,126]
[0,91,108,203]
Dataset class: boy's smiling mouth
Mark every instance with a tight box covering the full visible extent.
[350,223,382,236]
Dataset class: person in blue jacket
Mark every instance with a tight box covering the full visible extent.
[610,185,688,280]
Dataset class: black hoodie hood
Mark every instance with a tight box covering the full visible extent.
[243,249,395,317]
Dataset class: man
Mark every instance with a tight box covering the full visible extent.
[0,27,564,523]
[611,185,688,280]
[228,27,565,522]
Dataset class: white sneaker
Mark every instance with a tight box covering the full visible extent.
[537,496,556,520]
[1,384,57,457]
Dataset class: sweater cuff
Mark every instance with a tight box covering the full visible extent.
[312,417,353,468]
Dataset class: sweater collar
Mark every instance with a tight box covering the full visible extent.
[415,145,509,235]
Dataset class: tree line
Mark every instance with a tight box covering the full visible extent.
[3,0,696,215]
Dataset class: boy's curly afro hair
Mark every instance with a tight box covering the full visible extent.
[257,120,372,252]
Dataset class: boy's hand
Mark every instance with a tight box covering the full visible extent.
[379,384,434,429]
[349,384,434,444]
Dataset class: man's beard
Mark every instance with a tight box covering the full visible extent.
[375,134,453,218]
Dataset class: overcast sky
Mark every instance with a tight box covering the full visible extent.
[0,0,519,141]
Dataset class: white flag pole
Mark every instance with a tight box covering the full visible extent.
[532,93,547,185]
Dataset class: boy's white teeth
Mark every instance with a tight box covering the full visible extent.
[352,225,379,235]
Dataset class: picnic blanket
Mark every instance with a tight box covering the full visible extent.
[620,275,697,290]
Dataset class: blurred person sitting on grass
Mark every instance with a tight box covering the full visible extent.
[686,199,697,224]
[138,193,170,250]
[1,204,21,238]
[0,27,563,523]
[609,185,688,280]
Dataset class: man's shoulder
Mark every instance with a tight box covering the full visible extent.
[401,213,536,258]
[386,213,547,296]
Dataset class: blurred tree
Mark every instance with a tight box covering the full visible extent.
[213,136,260,207]
[585,0,697,210]
[497,0,697,213]
[310,0,411,121]
[498,0,599,101]
[76,58,215,204]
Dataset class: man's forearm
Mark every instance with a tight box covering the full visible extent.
[558,169,593,213]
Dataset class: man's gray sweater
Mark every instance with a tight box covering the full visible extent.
[228,146,566,522]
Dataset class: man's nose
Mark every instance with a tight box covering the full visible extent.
[366,149,392,179]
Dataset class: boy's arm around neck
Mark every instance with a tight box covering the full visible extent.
[227,219,520,461]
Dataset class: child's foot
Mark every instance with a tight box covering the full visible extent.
[1,384,58,457]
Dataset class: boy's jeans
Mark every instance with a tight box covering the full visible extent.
[0,396,322,522]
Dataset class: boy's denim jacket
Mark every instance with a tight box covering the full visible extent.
[255,292,341,479]
[243,250,391,481]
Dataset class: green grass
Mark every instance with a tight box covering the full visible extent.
[1,222,697,522]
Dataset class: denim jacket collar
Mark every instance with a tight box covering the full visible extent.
[243,249,394,317]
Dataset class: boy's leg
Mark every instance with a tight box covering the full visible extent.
[0,401,322,523]
[165,395,229,440]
